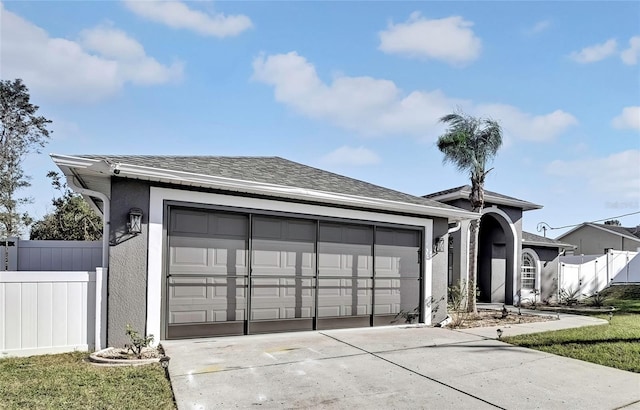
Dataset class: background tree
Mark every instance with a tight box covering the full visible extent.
[437,111,503,313]
[30,172,103,241]
[0,79,52,238]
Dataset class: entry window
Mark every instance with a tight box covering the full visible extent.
[521,252,537,290]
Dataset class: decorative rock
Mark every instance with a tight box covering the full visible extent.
[88,346,170,367]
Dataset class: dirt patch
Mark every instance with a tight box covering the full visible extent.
[448,309,558,329]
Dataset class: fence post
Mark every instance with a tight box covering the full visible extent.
[94,267,107,351]
[2,237,18,271]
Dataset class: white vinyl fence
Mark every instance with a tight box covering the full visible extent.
[0,238,102,271]
[559,250,638,298]
[0,269,106,357]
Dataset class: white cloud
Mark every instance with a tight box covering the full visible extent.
[123,0,252,37]
[525,20,551,35]
[621,36,640,65]
[612,106,640,131]
[321,146,381,166]
[252,51,577,142]
[569,39,617,63]
[0,4,183,102]
[476,104,578,142]
[378,12,481,66]
[546,150,640,199]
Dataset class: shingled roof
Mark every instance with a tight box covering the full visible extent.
[556,223,640,243]
[73,155,461,211]
[423,185,542,211]
[522,231,575,248]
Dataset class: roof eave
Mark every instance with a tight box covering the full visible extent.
[51,154,478,221]
[428,190,542,211]
[557,223,640,243]
[523,240,576,249]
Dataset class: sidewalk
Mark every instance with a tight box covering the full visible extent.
[464,304,609,339]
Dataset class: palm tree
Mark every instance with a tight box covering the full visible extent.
[437,111,503,313]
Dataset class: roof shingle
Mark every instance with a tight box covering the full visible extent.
[77,155,460,210]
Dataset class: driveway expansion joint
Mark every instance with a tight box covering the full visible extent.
[319,332,506,410]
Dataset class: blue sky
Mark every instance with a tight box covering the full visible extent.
[2,1,639,238]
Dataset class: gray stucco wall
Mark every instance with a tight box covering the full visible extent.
[559,226,640,254]
[430,217,450,324]
[108,178,150,347]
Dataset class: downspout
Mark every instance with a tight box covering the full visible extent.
[66,177,110,351]
[438,221,462,326]
[447,221,462,235]
[66,178,110,270]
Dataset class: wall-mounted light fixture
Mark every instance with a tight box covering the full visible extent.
[128,208,143,234]
[433,236,445,254]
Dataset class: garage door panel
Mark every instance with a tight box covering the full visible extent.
[171,210,209,235]
[251,278,315,320]
[318,243,372,277]
[374,278,419,316]
[318,278,372,317]
[171,310,207,324]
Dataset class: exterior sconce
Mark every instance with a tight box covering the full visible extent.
[433,236,445,254]
[128,208,143,234]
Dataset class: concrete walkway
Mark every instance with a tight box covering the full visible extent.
[163,314,640,409]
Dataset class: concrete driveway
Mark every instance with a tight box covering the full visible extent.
[163,323,640,409]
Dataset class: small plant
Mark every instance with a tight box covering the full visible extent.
[125,324,154,359]
[559,287,580,306]
[393,307,420,324]
[585,291,607,307]
[448,280,471,328]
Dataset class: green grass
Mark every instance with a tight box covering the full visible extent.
[0,352,175,410]
[601,285,640,313]
[504,285,640,373]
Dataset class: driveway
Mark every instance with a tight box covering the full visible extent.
[163,324,640,409]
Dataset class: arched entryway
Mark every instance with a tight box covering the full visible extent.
[477,208,517,304]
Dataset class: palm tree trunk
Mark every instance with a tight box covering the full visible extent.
[467,217,480,314]
[467,176,485,314]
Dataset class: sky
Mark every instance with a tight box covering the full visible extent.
[1,0,639,239]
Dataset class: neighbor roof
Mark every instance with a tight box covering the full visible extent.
[51,154,477,220]
[522,231,575,249]
[423,185,542,211]
[557,223,640,243]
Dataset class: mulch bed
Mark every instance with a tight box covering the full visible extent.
[450,309,557,329]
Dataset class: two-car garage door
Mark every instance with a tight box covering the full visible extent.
[166,208,422,339]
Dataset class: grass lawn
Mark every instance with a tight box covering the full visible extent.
[504,285,640,373]
[0,352,175,409]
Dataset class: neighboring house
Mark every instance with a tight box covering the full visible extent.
[556,223,640,255]
[425,185,552,305]
[52,154,476,347]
